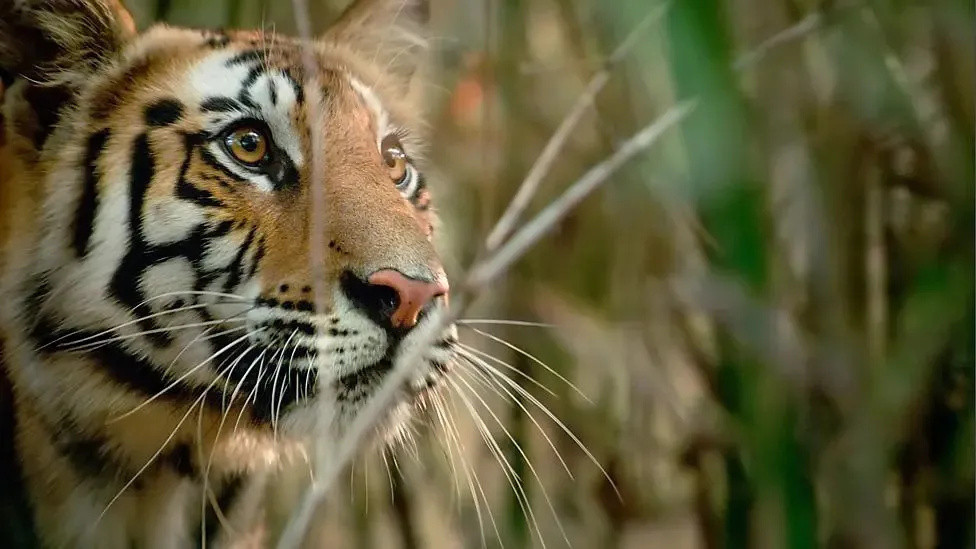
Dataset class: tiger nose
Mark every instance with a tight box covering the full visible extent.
[367,269,449,329]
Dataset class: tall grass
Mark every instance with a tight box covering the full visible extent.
[130,0,975,547]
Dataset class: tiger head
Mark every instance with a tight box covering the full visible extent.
[0,0,455,460]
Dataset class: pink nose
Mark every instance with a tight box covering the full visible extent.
[367,269,449,328]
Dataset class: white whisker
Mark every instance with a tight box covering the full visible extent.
[110,329,260,422]
[452,371,571,547]
[447,377,545,549]
[463,327,591,403]
[456,355,573,478]
[433,388,500,548]
[41,299,247,351]
[93,335,254,532]
[456,343,555,398]
[466,351,620,500]
[62,316,248,353]
[458,319,555,328]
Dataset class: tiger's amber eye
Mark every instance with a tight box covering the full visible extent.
[225,126,268,165]
[381,134,407,182]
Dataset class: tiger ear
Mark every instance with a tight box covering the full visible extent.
[322,0,429,81]
[0,0,136,87]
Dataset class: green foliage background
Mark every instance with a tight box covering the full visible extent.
[126,0,974,547]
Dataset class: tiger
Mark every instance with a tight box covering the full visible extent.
[0,0,458,546]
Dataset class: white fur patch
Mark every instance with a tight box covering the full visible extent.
[201,230,245,272]
[144,199,204,244]
[348,76,391,148]
[139,258,196,303]
[187,51,253,103]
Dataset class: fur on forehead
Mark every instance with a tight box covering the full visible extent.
[121,23,429,151]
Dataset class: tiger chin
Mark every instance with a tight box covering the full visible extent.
[0,0,457,546]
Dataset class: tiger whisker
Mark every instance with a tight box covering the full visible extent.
[142,290,247,303]
[431,389,499,548]
[117,290,247,318]
[162,324,251,381]
[456,354,573,479]
[463,326,591,403]
[426,392,461,498]
[110,329,260,422]
[455,342,556,398]
[95,396,205,531]
[60,316,249,353]
[451,352,516,404]
[446,377,545,549]
[232,346,277,435]
[200,342,262,545]
[442,390,505,548]
[271,329,300,438]
[288,335,304,406]
[464,348,620,500]
[457,319,555,328]
[94,335,257,531]
[380,449,395,506]
[451,370,571,548]
[40,299,247,351]
[226,345,271,436]
[302,350,315,402]
[363,453,370,517]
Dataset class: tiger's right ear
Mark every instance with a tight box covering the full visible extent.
[322,0,429,84]
[0,0,136,87]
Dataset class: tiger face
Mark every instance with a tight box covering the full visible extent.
[0,2,455,535]
[51,28,457,433]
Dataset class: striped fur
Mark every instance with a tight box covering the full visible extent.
[0,1,453,546]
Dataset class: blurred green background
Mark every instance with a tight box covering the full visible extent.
[128,0,973,547]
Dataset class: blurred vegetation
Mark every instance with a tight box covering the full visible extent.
[129,0,974,547]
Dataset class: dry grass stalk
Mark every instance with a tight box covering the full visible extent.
[275,4,840,546]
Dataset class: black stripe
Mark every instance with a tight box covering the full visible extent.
[204,32,230,49]
[145,98,185,127]
[23,85,73,149]
[108,133,173,348]
[285,70,304,103]
[240,65,265,91]
[200,97,242,114]
[249,367,312,424]
[268,78,278,105]
[237,92,259,111]
[46,415,133,483]
[208,220,235,238]
[20,278,50,328]
[246,237,266,279]
[127,134,152,242]
[72,129,110,257]
[164,443,195,478]
[225,49,267,66]
[176,178,224,208]
[28,316,225,411]
[89,56,153,121]
[108,133,173,347]
[223,228,256,292]
[266,152,300,189]
[0,348,40,548]
[200,149,247,183]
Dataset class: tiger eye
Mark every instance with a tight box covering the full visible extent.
[225,126,268,165]
[380,134,407,183]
